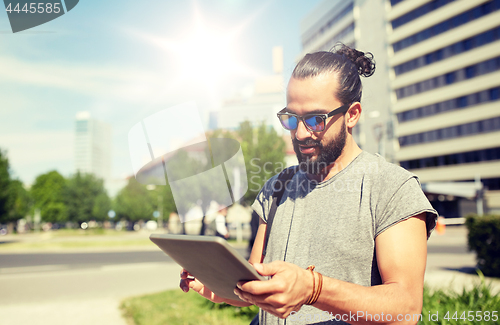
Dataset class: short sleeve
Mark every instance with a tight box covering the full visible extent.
[375,177,437,239]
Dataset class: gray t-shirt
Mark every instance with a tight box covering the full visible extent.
[251,151,437,325]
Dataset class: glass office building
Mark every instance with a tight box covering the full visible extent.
[74,111,112,182]
[299,0,396,161]
[389,0,500,216]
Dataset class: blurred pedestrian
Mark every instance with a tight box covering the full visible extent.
[214,206,229,239]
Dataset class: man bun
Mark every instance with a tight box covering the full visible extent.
[292,43,375,104]
[333,43,375,77]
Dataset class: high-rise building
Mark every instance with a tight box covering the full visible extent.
[389,0,500,215]
[212,46,285,134]
[299,0,395,160]
[74,111,112,181]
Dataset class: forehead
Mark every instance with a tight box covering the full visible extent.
[286,73,341,114]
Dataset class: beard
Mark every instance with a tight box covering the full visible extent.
[292,120,347,175]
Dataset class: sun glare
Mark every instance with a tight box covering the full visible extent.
[131,4,258,98]
[172,22,241,86]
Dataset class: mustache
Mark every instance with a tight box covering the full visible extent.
[292,139,321,147]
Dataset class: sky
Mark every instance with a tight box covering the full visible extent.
[0,0,323,188]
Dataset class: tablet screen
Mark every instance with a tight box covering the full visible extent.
[150,234,265,300]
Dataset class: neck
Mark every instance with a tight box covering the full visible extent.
[307,137,362,183]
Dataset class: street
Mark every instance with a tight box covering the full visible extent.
[0,252,179,325]
[0,226,498,325]
[0,251,173,270]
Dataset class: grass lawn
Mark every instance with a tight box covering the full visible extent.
[121,277,499,325]
[120,289,258,325]
[420,275,500,324]
[0,229,155,251]
[0,230,249,252]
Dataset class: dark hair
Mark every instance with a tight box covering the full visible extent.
[291,43,375,105]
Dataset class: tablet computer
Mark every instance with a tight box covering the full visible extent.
[149,234,266,301]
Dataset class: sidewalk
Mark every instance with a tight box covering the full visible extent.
[1,226,498,325]
[425,225,500,294]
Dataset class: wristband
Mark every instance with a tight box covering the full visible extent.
[305,265,323,305]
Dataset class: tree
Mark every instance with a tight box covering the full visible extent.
[6,180,31,222]
[0,149,11,223]
[211,121,286,205]
[156,180,176,222]
[30,170,67,223]
[114,177,156,222]
[65,172,111,224]
[0,149,32,225]
[92,193,112,222]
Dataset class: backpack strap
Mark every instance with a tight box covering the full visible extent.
[262,166,298,256]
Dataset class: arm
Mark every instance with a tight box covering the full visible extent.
[180,217,268,307]
[235,213,428,325]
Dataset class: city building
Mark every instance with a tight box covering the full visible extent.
[299,0,396,161]
[212,46,286,134]
[388,0,500,216]
[74,111,112,181]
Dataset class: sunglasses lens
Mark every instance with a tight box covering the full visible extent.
[304,115,324,131]
[279,115,298,130]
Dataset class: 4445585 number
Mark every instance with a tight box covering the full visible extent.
[5,2,62,14]
[444,310,498,322]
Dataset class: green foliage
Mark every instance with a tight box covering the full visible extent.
[211,121,286,205]
[114,177,155,222]
[0,148,32,224]
[64,172,111,224]
[162,149,214,216]
[6,180,31,222]
[120,289,256,325]
[204,300,259,319]
[466,214,500,277]
[92,193,112,221]
[420,275,500,324]
[30,170,67,223]
[0,149,11,222]
[121,280,500,325]
[242,122,286,205]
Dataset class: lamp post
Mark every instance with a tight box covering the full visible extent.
[146,185,163,230]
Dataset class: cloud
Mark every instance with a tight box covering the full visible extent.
[0,55,173,105]
[0,130,73,184]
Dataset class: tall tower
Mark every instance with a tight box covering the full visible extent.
[389,0,500,215]
[216,46,285,133]
[74,111,112,181]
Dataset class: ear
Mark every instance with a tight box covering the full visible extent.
[345,102,361,128]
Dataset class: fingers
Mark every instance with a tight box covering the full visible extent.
[253,261,282,276]
[180,269,193,280]
[180,277,194,293]
[233,289,293,319]
[237,279,279,296]
[180,269,195,292]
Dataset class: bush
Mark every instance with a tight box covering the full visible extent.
[420,273,500,324]
[466,214,500,277]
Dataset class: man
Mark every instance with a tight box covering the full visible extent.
[181,44,437,325]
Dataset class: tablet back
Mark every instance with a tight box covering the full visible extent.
[150,234,265,300]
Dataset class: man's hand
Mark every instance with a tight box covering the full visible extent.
[179,269,225,303]
[234,261,313,319]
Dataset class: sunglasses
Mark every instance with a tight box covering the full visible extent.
[277,103,351,132]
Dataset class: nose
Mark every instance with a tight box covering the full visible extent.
[294,119,312,141]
